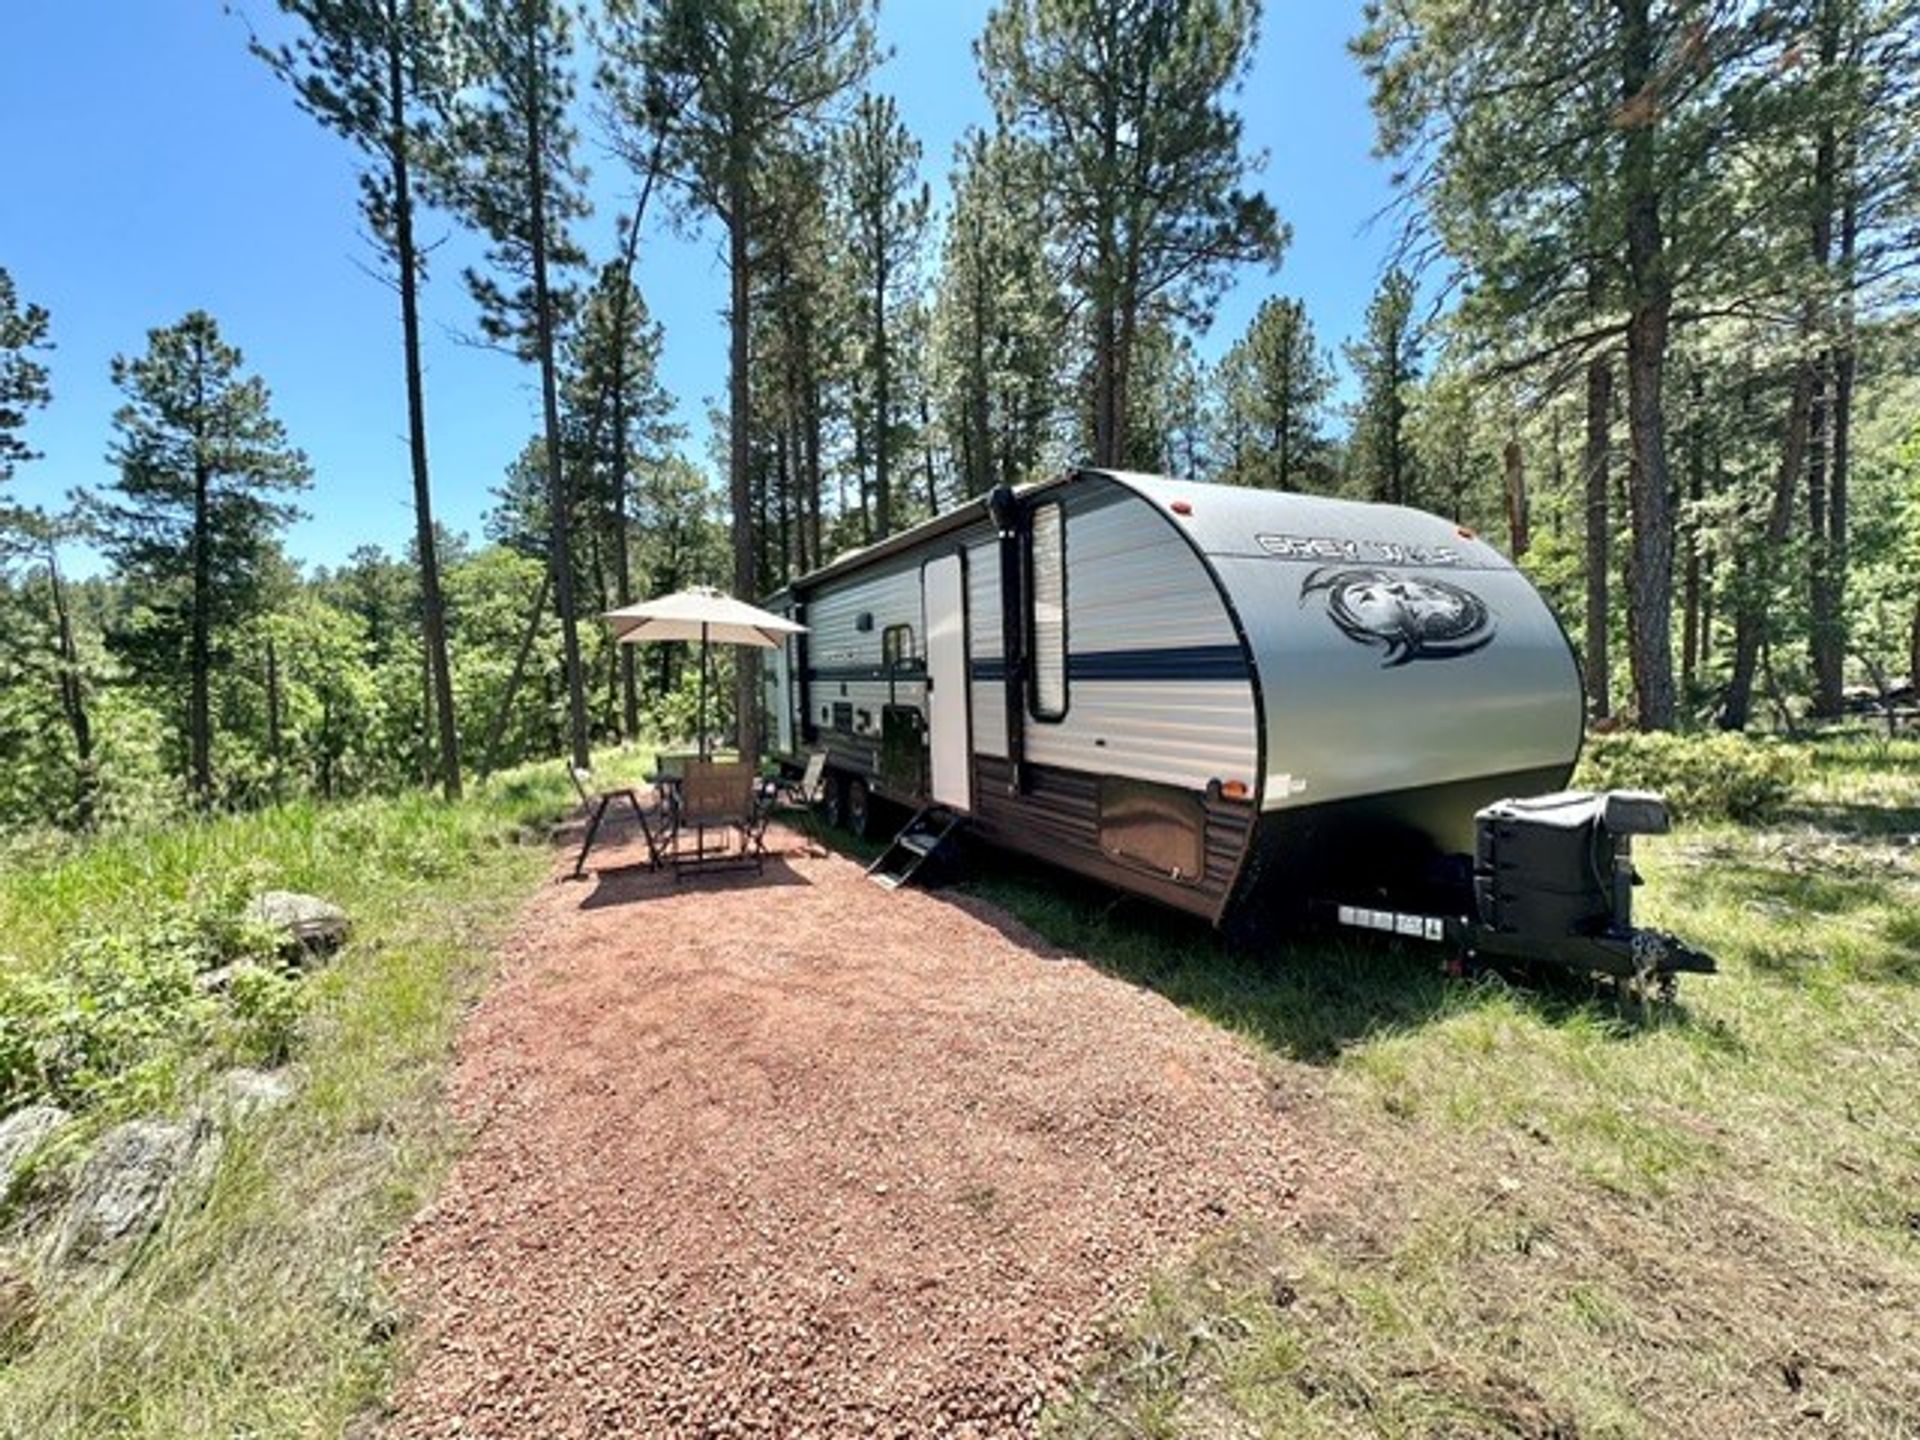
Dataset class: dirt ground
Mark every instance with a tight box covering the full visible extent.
[385,819,1340,1438]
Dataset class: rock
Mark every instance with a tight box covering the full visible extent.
[53,1118,212,1265]
[196,961,240,994]
[0,1260,36,1354]
[0,1105,69,1194]
[210,1068,296,1122]
[244,890,350,961]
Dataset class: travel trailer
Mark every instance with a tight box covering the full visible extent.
[763,468,1711,989]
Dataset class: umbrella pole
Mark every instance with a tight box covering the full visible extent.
[698,621,710,760]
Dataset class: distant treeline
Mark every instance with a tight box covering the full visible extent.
[2,0,1918,838]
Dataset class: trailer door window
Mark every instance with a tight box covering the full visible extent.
[882,623,922,674]
[1029,501,1067,720]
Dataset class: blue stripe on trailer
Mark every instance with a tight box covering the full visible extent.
[969,644,1248,684]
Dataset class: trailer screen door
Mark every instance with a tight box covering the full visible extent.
[922,553,971,811]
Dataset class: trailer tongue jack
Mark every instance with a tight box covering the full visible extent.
[1329,789,1716,998]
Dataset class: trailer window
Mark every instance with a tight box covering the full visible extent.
[1029,501,1067,720]
[882,623,922,673]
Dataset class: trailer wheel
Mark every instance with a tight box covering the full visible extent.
[821,772,849,830]
[846,778,874,839]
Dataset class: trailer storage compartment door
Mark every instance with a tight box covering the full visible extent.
[923,553,971,811]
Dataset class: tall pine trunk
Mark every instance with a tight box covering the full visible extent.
[1910,595,1920,697]
[967,264,991,495]
[1807,46,1843,719]
[611,362,637,739]
[920,391,939,514]
[1721,363,1815,730]
[191,454,213,804]
[1618,0,1677,729]
[728,162,760,761]
[267,634,284,793]
[1682,370,1705,691]
[1815,172,1857,715]
[389,0,461,800]
[525,20,588,771]
[1275,388,1292,491]
[1584,354,1613,720]
[45,540,96,827]
[873,251,891,538]
[1808,358,1833,709]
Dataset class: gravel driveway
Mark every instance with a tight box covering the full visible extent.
[387,823,1329,1437]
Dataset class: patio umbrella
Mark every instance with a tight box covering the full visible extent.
[603,586,807,758]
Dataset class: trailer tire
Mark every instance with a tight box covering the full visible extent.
[822,772,849,831]
[846,778,874,839]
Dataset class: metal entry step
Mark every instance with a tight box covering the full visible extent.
[867,806,965,891]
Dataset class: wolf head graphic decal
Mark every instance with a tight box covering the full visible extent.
[1300,566,1495,667]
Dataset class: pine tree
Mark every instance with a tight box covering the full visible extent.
[254,0,466,798]
[441,0,593,769]
[1800,0,1920,716]
[750,144,838,577]
[90,312,311,803]
[1345,268,1422,506]
[931,129,1064,496]
[1354,1,1814,728]
[0,279,92,824]
[602,0,874,759]
[0,267,52,496]
[568,246,677,737]
[1214,295,1332,489]
[832,92,930,541]
[979,0,1284,468]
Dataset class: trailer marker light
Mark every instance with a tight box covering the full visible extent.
[1221,779,1249,800]
[1456,526,1476,539]
[1170,500,1193,516]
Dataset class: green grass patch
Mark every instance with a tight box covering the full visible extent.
[0,748,656,1440]
[1020,737,1920,1437]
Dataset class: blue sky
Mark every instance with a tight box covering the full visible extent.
[2,0,1398,572]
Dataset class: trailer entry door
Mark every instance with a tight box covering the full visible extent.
[922,553,971,812]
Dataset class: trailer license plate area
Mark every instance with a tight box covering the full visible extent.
[1338,905,1445,944]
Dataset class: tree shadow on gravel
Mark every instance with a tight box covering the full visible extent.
[920,842,1713,1067]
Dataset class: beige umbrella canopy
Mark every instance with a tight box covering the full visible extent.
[603,586,807,757]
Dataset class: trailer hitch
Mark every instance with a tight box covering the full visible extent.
[1322,788,1717,996]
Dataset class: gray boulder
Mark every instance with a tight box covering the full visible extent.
[0,1105,69,1195]
[244,890,349,961]
[53,1118,212,1265]
[209,1068,296,1122]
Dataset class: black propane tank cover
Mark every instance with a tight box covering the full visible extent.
[1599,790,1671,836]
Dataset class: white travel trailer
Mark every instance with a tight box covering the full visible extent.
[764,468,1711,987]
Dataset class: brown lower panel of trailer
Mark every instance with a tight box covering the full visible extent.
[968,755,1253,924]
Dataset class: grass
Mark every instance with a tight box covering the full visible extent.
[0,749,657,1440]
[997,738,1920,1438]
[4,738,1916,1437]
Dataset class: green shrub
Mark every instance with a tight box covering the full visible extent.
[0,880,286,1114]
[1576,732,1802,823]
[222,964,307,1068]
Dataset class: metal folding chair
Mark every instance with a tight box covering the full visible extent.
[671,760,762,879]
[570,766,664,878]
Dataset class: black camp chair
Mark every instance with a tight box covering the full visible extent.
[570,766,665,878]
[757,751,830,857]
